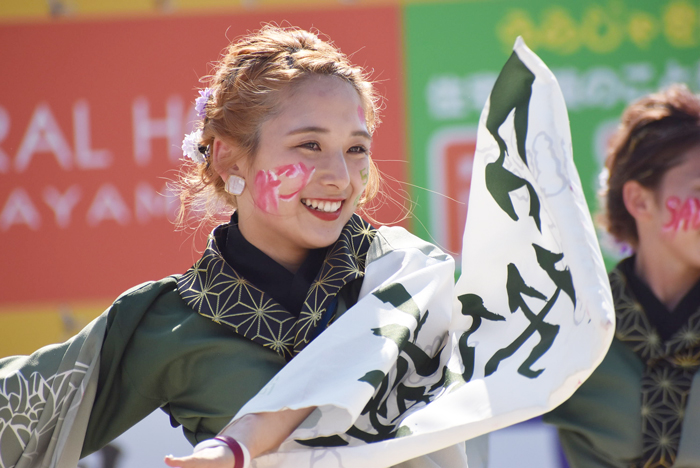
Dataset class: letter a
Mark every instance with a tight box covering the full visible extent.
[15,103,73,172]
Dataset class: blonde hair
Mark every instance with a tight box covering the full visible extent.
[177,25,381,227]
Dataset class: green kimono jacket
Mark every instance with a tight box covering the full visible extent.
[544,260,700,467]
[0,214,374,468]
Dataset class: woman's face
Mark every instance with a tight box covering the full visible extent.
[233,75,371,269]
[647,144,700,270]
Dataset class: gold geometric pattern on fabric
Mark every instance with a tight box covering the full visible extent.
[292,215,376,354]
[178,214,376,361]
[610,269,700,468]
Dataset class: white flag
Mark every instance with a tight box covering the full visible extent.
[231,37,615,468]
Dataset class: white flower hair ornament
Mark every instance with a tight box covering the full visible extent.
[181,128,208,164]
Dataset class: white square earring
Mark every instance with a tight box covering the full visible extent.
[225,175,246,195]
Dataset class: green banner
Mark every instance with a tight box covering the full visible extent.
[404,0,700,267]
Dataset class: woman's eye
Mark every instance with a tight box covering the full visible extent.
[300,142,320,150]
[348,145,368,155]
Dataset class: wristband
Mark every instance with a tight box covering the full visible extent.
[193,438,226,453]
[214,435,250,468]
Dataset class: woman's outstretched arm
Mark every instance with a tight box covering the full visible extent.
[164,406,316,468]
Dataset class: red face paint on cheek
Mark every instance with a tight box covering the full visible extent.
[254,170,282,213]
[276,162,315,201]
[253,163,316,212]
[663,196,700,232]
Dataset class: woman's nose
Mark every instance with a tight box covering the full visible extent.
[318,150,351,189]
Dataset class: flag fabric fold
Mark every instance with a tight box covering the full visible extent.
[227,37,615,468]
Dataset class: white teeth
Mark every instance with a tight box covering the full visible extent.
[302,199,342,213]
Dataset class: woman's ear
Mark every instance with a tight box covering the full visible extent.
[211,138,246,179]
[622,180,654,221]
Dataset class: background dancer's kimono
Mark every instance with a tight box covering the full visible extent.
[545,85,700,468]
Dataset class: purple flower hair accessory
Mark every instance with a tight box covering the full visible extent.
[195,88,214,120]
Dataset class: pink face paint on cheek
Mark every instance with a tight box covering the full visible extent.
[663,196,700,232]
[678,198,696,231]
[254,170,282,213]
[276,164,302,178]
[664,196,682,232]
[276,162,315,201]
[693,198,700,229]
[296,162,315,189]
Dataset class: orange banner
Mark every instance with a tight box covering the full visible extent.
[0,7,406,310]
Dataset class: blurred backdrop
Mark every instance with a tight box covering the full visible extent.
[1,0,699,466]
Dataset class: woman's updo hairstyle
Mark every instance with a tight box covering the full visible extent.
[178,25,381,226]
[600,84,700,247]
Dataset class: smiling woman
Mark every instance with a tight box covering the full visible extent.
[178,25,380,224]
[0,25,458,468]
[213,75,373,271]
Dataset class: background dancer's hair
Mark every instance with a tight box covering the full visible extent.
[600,84,700,247]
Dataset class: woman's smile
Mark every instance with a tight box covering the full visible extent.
[301,198,345,220]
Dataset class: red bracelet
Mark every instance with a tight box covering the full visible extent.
[214,436,245,468]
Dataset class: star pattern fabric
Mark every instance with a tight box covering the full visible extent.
[178,214,376,361]
[611,268,700,468]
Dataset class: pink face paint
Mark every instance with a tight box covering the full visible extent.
[663,196,700,232]
[276,162,315,201]
[253,162,315,213]
[254,170,283,213]
[357,105,365,125]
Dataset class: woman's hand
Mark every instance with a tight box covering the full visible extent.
[164,446,234,468]
[164,406,316,468]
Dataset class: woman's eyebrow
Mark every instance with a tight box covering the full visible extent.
[286,126,372,140]
[352,130,372,141]
[287,126,328,135]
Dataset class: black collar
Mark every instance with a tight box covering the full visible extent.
[220,212,327,318]
[177,214,376,360]
[618,256,700,342]
[612,256,700,361]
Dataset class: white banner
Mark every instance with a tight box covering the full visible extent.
[230,37,615,468]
